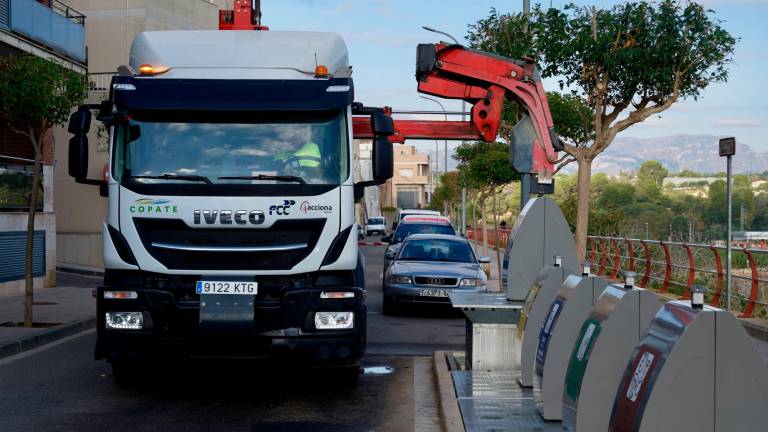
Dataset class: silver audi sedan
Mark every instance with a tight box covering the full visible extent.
[382,234,490,314]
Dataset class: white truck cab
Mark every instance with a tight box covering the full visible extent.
[67,30,393,386]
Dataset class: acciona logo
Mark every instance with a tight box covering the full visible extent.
[299,200,333,214]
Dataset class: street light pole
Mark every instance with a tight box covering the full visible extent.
[720,137,736,311]
[420,95,448,177]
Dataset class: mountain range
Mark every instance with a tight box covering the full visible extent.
[587,134,768,175]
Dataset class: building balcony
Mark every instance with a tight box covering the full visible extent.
[1,0,86,67]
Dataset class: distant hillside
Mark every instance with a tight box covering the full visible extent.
[588,134,768,175]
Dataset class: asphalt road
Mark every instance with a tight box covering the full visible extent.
[0,239,464,432]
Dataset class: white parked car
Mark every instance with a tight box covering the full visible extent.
[365,217,386,236]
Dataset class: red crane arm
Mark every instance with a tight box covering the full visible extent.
[352,43,560,180]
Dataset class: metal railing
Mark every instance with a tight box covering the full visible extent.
[88,72,116,92]
[6,0,86,63]
[466,227,511,249]
[588,235,768,318]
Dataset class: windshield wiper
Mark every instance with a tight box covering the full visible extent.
[218,174,306,185]
[130,174,213,185]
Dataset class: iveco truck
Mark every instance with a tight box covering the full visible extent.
[67,30,393,385]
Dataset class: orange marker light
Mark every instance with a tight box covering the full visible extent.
[315,65,329,77]
[138,64,154,75]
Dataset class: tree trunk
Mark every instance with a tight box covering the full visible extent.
[493,188,502,291]
[24,138,42,328]
[472,194,477,251]
[574,157,592,265]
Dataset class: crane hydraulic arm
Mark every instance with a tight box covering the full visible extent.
[352,43,562,183]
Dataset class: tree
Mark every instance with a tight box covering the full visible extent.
[636,160,669,201]
[455,141,517,286]
[468,1,736,261]
[0,55,88,327]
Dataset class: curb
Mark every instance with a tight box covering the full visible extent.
[57,265,105,277]
[432,351,465,432]
[0,318,96,360]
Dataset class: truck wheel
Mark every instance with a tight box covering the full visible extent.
[111,361,140,388]
[335,366,361,388]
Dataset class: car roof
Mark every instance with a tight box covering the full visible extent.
[403,233,468,242]
[401,215,451,224]
[399,209,440,216]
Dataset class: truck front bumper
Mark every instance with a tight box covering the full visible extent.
[95,285,366,367]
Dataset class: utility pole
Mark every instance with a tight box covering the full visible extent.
[720,137,736,311]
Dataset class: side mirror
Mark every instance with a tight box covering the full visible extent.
[372,111,395,137]
[372,137,393,181]
[68,134,88,179]
[67,109,91,135]
[384,249,396,259]
[382,235,392,243]
[478,256,492,264]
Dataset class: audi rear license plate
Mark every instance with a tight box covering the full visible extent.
[196,281,257,295]
[419,289,449,297]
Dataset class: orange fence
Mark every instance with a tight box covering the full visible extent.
[588,236,768,318]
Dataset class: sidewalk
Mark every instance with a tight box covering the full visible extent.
[469,239,504,292]
[0,272,97,359]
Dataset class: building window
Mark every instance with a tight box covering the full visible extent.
[399,169,413,177]
[419,164,429,176]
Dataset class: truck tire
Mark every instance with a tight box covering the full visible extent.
[335,366,361,388]
[111,360,141,388]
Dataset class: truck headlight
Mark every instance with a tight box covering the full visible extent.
[460,278,482,286]
[388,274,412,284]
[314,311,354,330]
[105,312,143,330]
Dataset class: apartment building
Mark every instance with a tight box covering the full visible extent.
[53,0,220,271]
[0,0,87,295]
[380,145,431,210]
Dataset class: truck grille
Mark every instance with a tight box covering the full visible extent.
[133,218,325,270]
[414,276,457,286]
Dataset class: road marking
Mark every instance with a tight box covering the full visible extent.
[0,328,95,367]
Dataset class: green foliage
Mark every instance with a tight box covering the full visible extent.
[546,91,594,145]
[550,160,768,241]
[454,141,517,188]
[0,55,88,134]
[430,171,462,210]
[382,206,398,214]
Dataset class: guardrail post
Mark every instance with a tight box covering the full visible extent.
[639,240,651,288]
[625,238,635,272]
[709,245,724,307]
[659,241,671,293]
[741,248,759,318]
[681,243,695,300]
[609,237,620,280]
[598,238,608,275]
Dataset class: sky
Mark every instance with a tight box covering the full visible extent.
[260,0,768,165]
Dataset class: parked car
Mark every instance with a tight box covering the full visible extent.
[391,208,441,232]
[365,217,386,236]
[382,234,490,314]
[382,216,456,270]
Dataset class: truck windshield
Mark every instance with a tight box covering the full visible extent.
[113,110,349,186]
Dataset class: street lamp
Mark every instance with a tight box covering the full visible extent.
[421,26,460,45]
[420,95,448,177]
[719,137,736,311]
